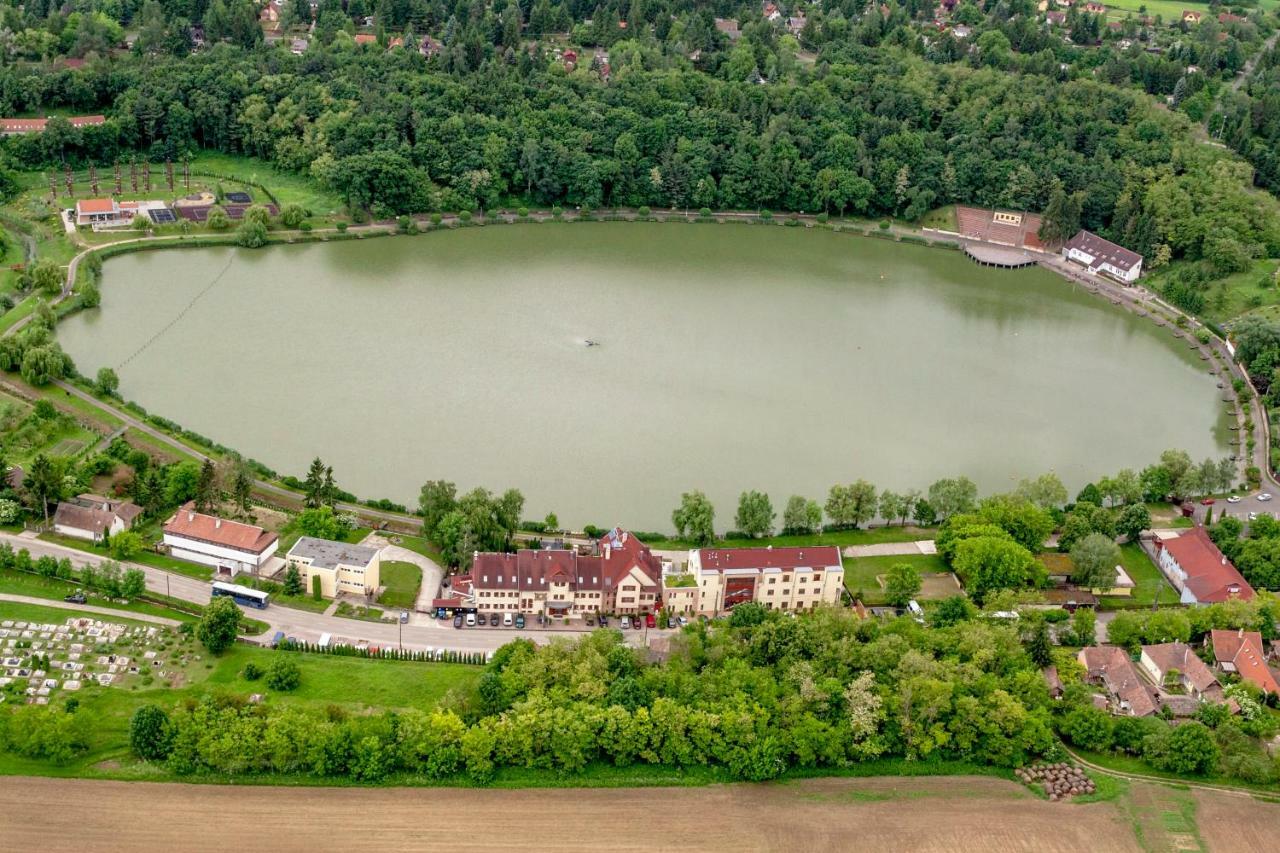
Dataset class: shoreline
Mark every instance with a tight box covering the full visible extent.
[32,214,1247,531]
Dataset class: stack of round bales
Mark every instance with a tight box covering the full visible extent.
[1015,763,1096,801]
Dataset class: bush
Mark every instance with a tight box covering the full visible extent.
[458,210,472,223]
[517,207,529,218]
[312,575,323,601]
[266,657,301,691]
[759,209,773,220]
[879,220,891,230]
[552,206,563,218]
[279,203,306,228]
[243,662,263,681]
[816,212,829,223]
[129,704,173,761]
[430,212,442,225]
[336,221,349,233]
[637,205,650,218]
[699,207,711,218]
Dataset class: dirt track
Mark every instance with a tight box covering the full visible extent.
[1,775,1139,852]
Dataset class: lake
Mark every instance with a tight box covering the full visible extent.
[58,223,1230,530]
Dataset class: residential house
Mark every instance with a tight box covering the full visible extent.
[1043,666,1064,699]
[290,38,309,54]
[420,35,443,57]
[1139,642,1222,701]
[1209,629,1280,695]
[952,25,972,38]
[0,115,105,135]
[162,502,278,576]
[1046,11,1067,25]
[1063,230,1144,282]
[714,18,741,40]
[1078,645,1158,716]
[762,2,782,22]
[1083,2,1106,11]
[75,198,123,226]
[353,33,377,45]
[1218,12,1245,24]
[1181,10,1202,23]
[1154,527,1254,605]
[52,494,142,543]
[787,15,807,35]
[286,536,382,599]
[687,545,844,614]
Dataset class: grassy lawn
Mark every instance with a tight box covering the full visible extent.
[188,152,345,218]
[844,553,949,605]
[1186,258,1280,325]
[121,427,201,464]
[377,560,422,609]
[0,568,199,623]
[0,294,41,336]
[384,533,445,564]
[918,205,957,231]
[37,531,213,581]
[0,599,163,630]
[639,525,935,552]
[335,601,386,622]
[1101,542,1174,608]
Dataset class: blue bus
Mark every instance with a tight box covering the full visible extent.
[211,581,270,609]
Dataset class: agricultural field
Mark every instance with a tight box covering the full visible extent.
[0,774,1142,852]
[0,389,98,468]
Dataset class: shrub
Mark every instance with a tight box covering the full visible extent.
[879,220,891,230]
[517,207,529,218]
[759,209,773,220]
[312,575,323,601]
[129,704,173,761]
[816,212,829,223]
[299,222,312,233]
[637,205,651,218]
[430,212,442,225]
[699,207,712,218]
[552,206,563,218]
[458,210,472,223]
[243,662,263,681]
[336,221,349,233]
[279,203,306,228]
[266,657,301,691]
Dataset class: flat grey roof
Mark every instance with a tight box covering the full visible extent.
[287,536,380,570]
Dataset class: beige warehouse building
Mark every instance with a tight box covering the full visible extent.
[286,537,382,599]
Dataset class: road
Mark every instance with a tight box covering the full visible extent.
[0,592,182,626]
[0,531,672,653]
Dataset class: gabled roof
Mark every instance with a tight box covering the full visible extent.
[52,502,117,536]
[76,198,117,214]
[1078,645,1158,716]
[1211,629,1279,695]
[1064,230,1143,272]
[1159,527,1254,602]
[1142,642,1218,694]
[163,502,278,554]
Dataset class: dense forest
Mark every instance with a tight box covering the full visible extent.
[0,1,1276,277]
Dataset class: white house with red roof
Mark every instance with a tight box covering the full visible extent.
[686,545,844,614]
[0,114,105,135]
[1063,230,1143,282]
[1154,527,1254,605]
[162,502,279,576]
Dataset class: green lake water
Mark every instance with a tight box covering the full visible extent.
[57,223,1231,529]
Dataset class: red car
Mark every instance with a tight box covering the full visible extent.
[645,613,656,628]
[1201,498,1216,506]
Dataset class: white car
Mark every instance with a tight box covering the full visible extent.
[1248,512,1259,521]
[1227,495,1242,503]
[1259,493,1273,502]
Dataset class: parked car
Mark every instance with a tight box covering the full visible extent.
[667,617,677,629]
[1259,493,1273,502]
[453,614,463,629]
[515,614,525,629]
[399,611,409,624]
[1201,497,1215,506]
[465,613,476,627]
[621,616,631,629]
[645,613,656,628]
[491,613,502,626]
[598,615,608,627]
[271,631,286,647]
[584,616,595,626]
[1228,495,1242,503]
[435,607,448,619]
[503,612,513,627]
[63,591,86,604]
[678,616,689,627]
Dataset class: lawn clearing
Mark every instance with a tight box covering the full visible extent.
[37,532,213,581]
[843,553,951,605]
[377,560,422,609]
[0,569,198,624]
[188,152,345,217]
[1101,542,1174,608]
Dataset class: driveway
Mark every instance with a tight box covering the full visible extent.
[359,532,444,623]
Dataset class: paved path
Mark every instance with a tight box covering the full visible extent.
[360,532,445,622]
[0,593,182,626]
[842,540,936,558]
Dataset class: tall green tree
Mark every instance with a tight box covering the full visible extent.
[672,491,715,545]
[734,490,774,538]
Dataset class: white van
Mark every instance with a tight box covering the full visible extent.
[907,601,924,623]
[465,612,477,627]
[317,632,331,648]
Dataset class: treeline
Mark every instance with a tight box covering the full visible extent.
[2,29,1278,283]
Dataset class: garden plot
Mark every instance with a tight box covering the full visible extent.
[0,616,194,704]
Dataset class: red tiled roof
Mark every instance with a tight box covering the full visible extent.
[1160,527,1254,603]
[1078,646,1158,716]
[77,198,116,214]
[1211,629,1279,694]
[694,545,842,572]
[162,502,278,554]
[354,33,377,44]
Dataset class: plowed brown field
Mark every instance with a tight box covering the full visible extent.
[0,774,1140,853]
